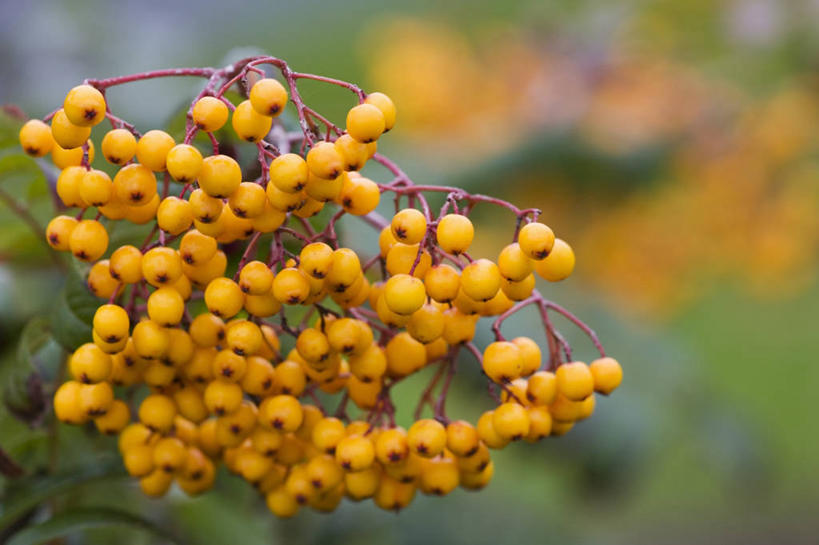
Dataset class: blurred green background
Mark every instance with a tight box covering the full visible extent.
[1,0,818,543]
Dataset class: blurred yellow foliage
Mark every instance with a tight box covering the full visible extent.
[364,19,819,317]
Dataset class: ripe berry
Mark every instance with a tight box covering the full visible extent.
[113,163,157,206]
[229,182,267,218]
[424,264,460,303]
[269,153,308,193]
[101,128,137,165]
[446,420,480,457]
[441,307,478,345]
[204,277,244,318]
[589,357,623,395]
[123,444,155,478]
[93,304,129,344]
[345,467,380,500]
[87,260,121,299]
[385,332,426,378]
[166,144,203,182]
[534,238,575,281]
[45,215,78,251]
[136,130,175,171]
[375,427,409,465]
[189,188,224,224]
[482,341,523,383]
[364,92,396,131]
[407,419,446,458]
[125,194,160,224]
[51,109,90,150]
[555,361,594,401]
[385,243,431,278]
[346,103,385,143]
[204,379,243,415]
[53,381,85,424]
[70,343,112,383]
[56,166,87,208]
[492,402,530,440]
[272,267,310,305]
[94,399,130,434]
[153,437,187,472]
[147,287,185,326]
[335,434,375,471]
[461,259,501,301]
[497,243,533,281]
[260,395,303,432]
[419,455,459,496]
[69,220,108,262]
[212,349,247,381]
[501,274,536,301]
[19,119,54,157]
[192,96,229,132]
[348,344,387,382]
[526,406,553,441]
[511,336,541,377]
[436,214,474,254]
[131,320,170,360]
[141,247,182,287]
[334,134,371,171]
[249,78,288,116]
[156,196,194,235]
[232,100,272,142]
[198,154,242,198]
[226,320,263,356]
[79,169,113,207]
[407,303,444,344]
[306,142,344,179]
[237,260,272,295]
[325,248,361,292]
[339,174,380,216]
[138,394,177,433]
[297,242,331,279]
[266,486,300,518]
[526,370,556,406]
[63,84,106,126]
[383,273,426,315]
[51,139,94,169]
[518,222,555,260]
[391,208,427,244]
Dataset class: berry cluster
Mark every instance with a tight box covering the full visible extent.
[20,56,622,516]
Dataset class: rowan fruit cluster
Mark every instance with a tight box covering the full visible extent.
[22,56,622,516]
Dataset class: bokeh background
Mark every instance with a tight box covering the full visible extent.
[2,0,819,543]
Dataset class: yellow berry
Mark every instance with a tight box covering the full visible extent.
[92,304,129,344]
[56,166,88,208]
[497,243,533,281]
[79,169,113,207]
[335,434,375,471]
[69,220,108,262]
[306,141,344,180]
[555,361,594,401]
[383,273,426,315]
[482,341,523,383]
[138,394,177,433]
[518,222,555,260]
[589,357,623,395]
[407,418,446,458]
[204,379,243,415]
[511,336,541,377]
[147,287,185,326]
[460,259,501,301]
[385,332,426,378]
[228,182,267,218]
[51,109,91,149]
[51,139,94,169]
[204,277,244,318]
[533,238,575,281]
[45,215,78,251]
[436,214,473,254]
[339,174,380,216]
[131,320,170,360]
[249,78,288,116]
[424,264,460,303]
[136,130,175,172]
[63,84,106,126]
[446,420,480,457]
[113,163,157,207]
[391,208,427,244]
[260,395,303,432]
[492,402,530,440]
[346,103,385,143]
[334,134,371,171]
[232,99,272,142]
[19,119,54,157]
[198,154,242,198]
[365,92,396,131]
[166,144,203,182]
[141,247,182,287]
[156,196,193,235]
[192,96,229,132]
[101,128,137,165]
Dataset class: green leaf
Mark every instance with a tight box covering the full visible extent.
[3,318,54,424]
[50,291,93,351]
[0,460,125,532]
[5,507,179,545]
